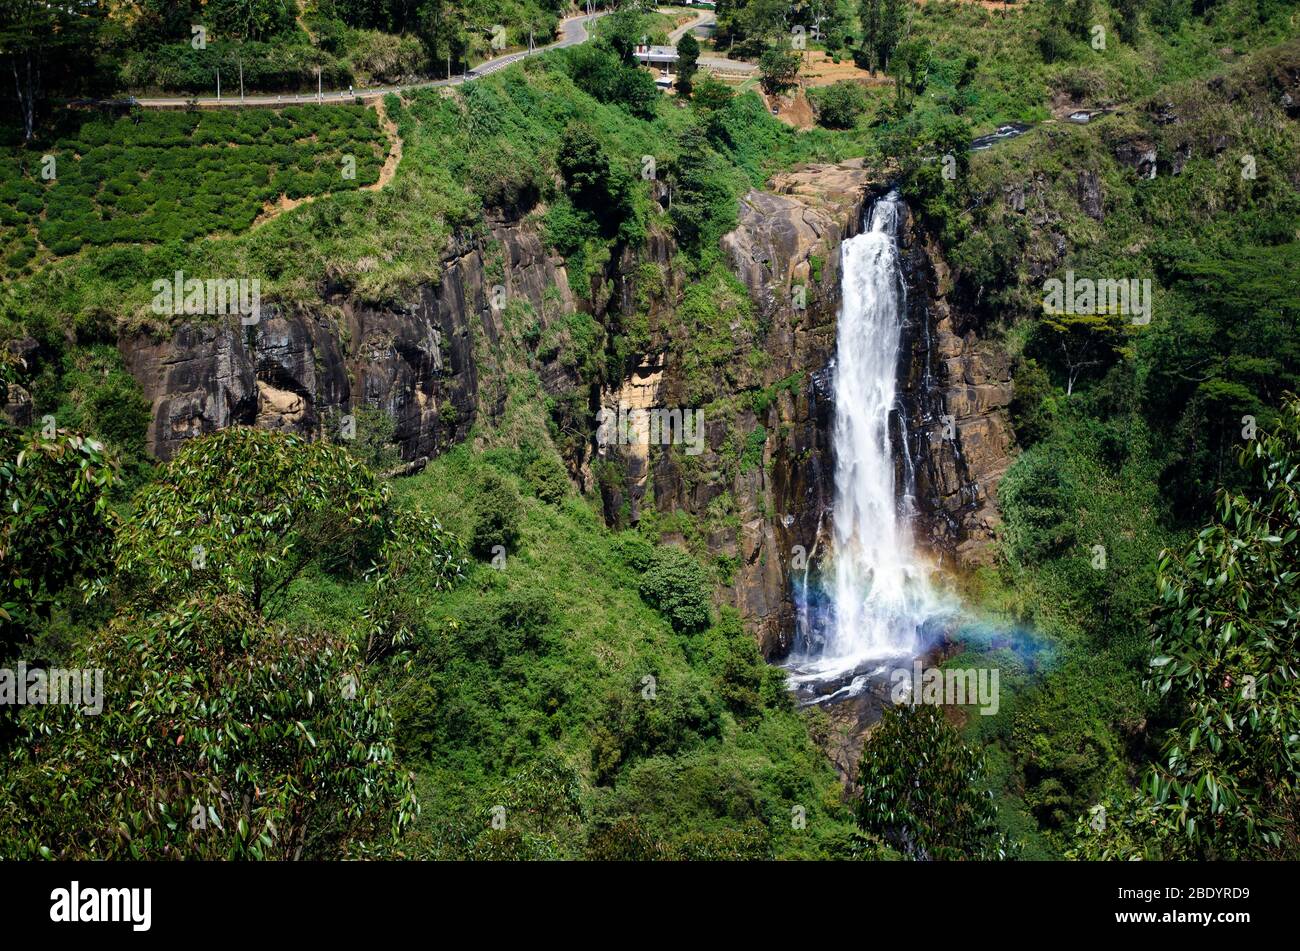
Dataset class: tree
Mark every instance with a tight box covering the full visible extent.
[1,425,115,651]
[604,5,645,64]
[676,31,700,96]
[954,52,978,113]
[0,0,105,142]
[1149,0,1190,32]
[105,427,462,625]
[858,0,884,72]
[615,64,661,120]
[470,468,523,558]
[558,123,614,208]
[888,36,930,111]
[1074,398,1300,859]
[1114,0,1143,43]
[812,80,867,129]
[1040,311,1127,396]
[1148,399,1300,855]
[758,41,801,96]
[668,123,735,252]
[417,0,466,77]
[691,72,734,112]
[997,444,1081,567]
[562,40,659,119]
[808,0,852,56]
[206,0,296,41]
[857,704,1014,859]
[0,594,417,859]
[1066,0,1094,35]
[564,41,625,101]
[637,546,712,633]
[132,0,203,44]
[858,0,907,74]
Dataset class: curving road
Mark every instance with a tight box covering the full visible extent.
[667,8,715,44]
[125,12,608,109]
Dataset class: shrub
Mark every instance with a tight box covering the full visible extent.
[470,468,523,558]
[811,81,867,129]
[637,546,712,633]
[524,452,569,504]
[589,669,724,783]
[1009,358,1055,447]
[998,445,1080,567]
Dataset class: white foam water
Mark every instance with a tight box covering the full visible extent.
[788,191,950,694]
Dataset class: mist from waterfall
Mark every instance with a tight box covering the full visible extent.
[789,191,949,690]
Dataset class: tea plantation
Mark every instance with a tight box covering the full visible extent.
[0,106,386,279]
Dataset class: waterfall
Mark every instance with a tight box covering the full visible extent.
[789,191,948,693]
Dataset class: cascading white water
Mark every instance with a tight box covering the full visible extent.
[789,191,947,690]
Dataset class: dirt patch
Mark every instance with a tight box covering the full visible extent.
[252,193,313,229]
[798,50,890,89]
[370,96,403,191]
[917,0,1020,8]
[762,87,816,130]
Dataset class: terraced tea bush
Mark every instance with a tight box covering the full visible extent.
[0,106,385,280]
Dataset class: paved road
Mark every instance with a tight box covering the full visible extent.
[126,12,607,109]
[667,9,715,44]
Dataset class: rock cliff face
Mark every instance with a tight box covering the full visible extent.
[641,161,876,657]
[112,160,1016,658]
[120,220,575,464]
[896,213,1016,569]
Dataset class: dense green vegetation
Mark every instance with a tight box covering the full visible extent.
[1,429,454,857]
[1,0,1297,861]
[1070,398,1300,859]
[378,444,865,857]
[858,704,1013,859]
[889,4,1300,859]
[13,0,587,98]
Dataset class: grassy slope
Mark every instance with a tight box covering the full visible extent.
[280,442,863,859]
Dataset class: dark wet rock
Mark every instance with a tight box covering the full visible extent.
[3,382,32,428]
[1077,169,1104,220]
[119,219,564,461]
[1151,101,1179,125]
[1114,140,1158,179]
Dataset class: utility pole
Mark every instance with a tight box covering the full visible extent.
[216,69,220,100]
[239,53,244,103]
[317,67,322,102]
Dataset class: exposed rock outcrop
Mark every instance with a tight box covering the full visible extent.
[120,219,574,461]
[898,221,1016,568]
[599,159,1016,655]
